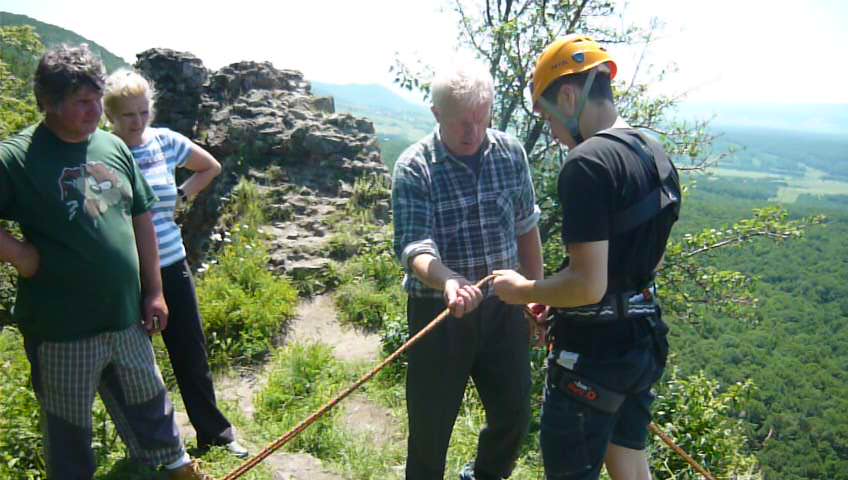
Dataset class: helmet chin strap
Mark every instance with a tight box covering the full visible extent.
[539,69,598,146]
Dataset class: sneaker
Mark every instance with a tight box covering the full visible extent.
[459,461,501,480]
[167,460,213,480]
[197,439,250,459]
[459,462,476,480]
[224,440,249,459]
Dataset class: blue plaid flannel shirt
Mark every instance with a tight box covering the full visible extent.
[392,127,541,298]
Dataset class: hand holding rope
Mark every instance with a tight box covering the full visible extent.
[220,274,715,480]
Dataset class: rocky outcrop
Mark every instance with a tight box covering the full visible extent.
[134,49,389,274]
[135,49,207,137]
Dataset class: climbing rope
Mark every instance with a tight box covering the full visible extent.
[649,422,717,480]
[220,274,716,480]
[220,275,495,480]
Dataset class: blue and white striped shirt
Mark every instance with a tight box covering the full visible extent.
[129,127,192,267]
[392,127,541,298]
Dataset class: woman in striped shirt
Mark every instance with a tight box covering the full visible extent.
[104,69,248,459]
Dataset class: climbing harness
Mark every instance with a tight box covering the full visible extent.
[596,128,681,236]
[220,273,715,480]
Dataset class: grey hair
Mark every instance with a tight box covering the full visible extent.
[430,59,494,112]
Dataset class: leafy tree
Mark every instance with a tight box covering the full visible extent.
[0,25,43,139]
[391,1,823,477]
[0,25,43,324]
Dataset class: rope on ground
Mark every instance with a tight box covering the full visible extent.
[219,275,496,480]
[220,274,716,480]
[649,422,717,480]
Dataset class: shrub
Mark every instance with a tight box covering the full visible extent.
[325,231,361,260]
[0,326,45,478]
[335,281,405,332]
[332,231,406,333]
[349,173,390,210]
[197,180,298,369]
[377,309,409,382]
[197,228,298,369]
[651,367,761,479]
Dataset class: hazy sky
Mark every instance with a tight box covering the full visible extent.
[2,0,846,104]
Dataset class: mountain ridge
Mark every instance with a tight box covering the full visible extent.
[0,11,129,72]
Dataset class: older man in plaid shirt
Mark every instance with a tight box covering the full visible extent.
[392,60,544,480]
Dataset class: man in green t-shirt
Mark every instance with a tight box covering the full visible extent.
[0,45,211,479]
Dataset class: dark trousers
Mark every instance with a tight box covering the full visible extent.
[405,296,531,480]
[25,325,185,479]
[161,260,233,446]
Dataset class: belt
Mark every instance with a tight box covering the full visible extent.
[552,287,657,325]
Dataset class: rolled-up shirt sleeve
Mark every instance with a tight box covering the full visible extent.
[392,156,440,270]
[514,144,541,236]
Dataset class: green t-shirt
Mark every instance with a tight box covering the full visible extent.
[0,124,156,341]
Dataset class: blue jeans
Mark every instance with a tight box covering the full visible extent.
[540,382,657,480]
[540,314,667,480]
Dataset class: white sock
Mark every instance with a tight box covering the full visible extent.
[164,452,191,470]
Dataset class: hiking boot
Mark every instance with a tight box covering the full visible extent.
[166,460,213,480]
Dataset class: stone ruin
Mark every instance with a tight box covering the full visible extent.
[134,48,390,278]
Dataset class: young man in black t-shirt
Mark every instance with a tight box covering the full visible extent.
[493,35,680,480]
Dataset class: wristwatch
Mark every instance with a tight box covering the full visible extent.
[177,187,188,204]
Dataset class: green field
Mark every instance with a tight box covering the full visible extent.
[705,165,848,203]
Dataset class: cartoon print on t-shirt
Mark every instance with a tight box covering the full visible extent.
[58,162,130,223]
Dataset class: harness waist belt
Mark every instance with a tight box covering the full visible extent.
[552,289,657,324]
[549,365,625,414]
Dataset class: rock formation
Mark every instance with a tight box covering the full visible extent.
[134,49,390,278]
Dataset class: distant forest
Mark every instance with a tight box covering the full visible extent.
[674,176,848,479]
[1,14,846,477]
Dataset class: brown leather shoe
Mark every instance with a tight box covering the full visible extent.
[166,460,213,480]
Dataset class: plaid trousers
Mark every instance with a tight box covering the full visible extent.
[24,323,185,479]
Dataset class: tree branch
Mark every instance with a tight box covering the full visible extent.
[566,0,591,33]
[684,231,795,257]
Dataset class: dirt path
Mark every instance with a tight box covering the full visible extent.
[285,294,382,363]
[181,293,400,479]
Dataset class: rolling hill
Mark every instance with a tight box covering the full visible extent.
[0,11,129,72]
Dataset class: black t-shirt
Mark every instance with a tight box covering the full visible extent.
[557,128,679,293]
[455,149,483,178]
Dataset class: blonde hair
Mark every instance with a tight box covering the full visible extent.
[430,59,494,113]
[103,69,156,123]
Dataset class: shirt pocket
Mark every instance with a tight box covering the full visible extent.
[433,194,472,246]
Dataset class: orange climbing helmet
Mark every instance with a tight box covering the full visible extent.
[530,34,617,109]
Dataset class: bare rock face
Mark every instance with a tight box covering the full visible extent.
[134,48,208,137]
[134,49,389,273]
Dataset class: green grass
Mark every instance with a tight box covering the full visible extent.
[0,166,772,480]
[0,326,44,478]
[196,180,299,369]
[254,342,406,479]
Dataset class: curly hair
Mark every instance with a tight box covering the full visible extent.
[33,44,106,111]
